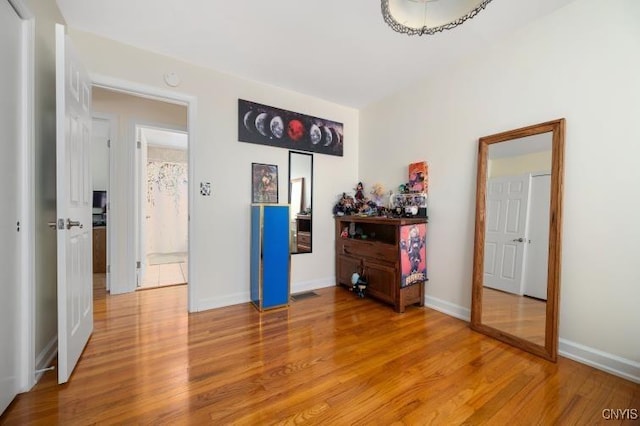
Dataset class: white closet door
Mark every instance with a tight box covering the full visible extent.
[0,0,23,414]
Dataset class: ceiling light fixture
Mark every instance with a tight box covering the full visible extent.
[381,0,494,36]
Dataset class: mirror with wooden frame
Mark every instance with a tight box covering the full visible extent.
[288,151,313,254]
[471,119,565,361]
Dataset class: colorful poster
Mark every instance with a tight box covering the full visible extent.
[408,161,428,193]
[399,223,427,287]
[238,99,344,157]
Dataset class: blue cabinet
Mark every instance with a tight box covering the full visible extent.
[250,204,290,311]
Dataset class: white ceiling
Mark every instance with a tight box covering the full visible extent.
[56,0,576,108]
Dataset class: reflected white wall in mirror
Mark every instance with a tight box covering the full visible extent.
[289,151,313,254]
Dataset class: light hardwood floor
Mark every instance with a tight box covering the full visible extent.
[482,287,546,346]
[2,278,638,425]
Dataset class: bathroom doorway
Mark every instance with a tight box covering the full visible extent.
[137,126,189,289]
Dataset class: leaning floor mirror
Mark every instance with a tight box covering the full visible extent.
[470,119,565,361]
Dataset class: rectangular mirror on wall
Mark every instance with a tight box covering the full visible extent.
[471,119,565,361]
[288,151,313,254]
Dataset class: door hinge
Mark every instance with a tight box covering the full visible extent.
[107,265,111,274]
[136,261,141,269]
[137,141,141,149]
[107,139,111,148]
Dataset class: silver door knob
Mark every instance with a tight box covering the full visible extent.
[512,237,524,242]
[66,219,83,229]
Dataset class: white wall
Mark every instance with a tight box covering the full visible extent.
[489,151,551,178]
[70,29,359,306]
[360,0,640,374]
[91,118,109,190]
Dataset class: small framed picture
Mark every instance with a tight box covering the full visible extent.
[251,163,279,203]
[408,161,428,193]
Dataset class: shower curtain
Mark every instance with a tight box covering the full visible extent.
[146,161,188,257]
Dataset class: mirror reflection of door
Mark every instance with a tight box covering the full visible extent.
[481,132,552,346]
[288,151,313,254]
[483,174,530,295]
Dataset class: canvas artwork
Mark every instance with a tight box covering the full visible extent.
[252,163,279,204]
[238,99,344,157]
[408,161,428,193]
[399,223,427,288]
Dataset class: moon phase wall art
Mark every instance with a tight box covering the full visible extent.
[238,99,344,157]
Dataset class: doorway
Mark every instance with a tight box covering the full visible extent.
[137,126,189,289]
[90,85,191,300]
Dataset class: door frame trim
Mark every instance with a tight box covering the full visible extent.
[91,74,198,312]
[9,0,36,392]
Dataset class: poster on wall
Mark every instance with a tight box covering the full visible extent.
[408,161,428,193]
[399,223,427,287]
[238,99,344,157]
[251,163,279,204]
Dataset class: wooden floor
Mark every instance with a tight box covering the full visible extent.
[482,287,546,346]
[2,280,638,425]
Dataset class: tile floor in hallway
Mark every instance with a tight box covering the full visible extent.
[139,262,188,288]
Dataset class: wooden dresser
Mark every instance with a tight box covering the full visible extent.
[296,214,312,252]
[335,216,427,313]
[92,226,106,273]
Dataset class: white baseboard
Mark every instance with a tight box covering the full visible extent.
[559,339,640,384]
[425,295,470,321]
[34,336,57,384]
[195,291,250,312]
[291,277,335,294]
[194,278,335,312]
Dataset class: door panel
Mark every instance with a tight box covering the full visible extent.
[364,261,396,303]
[56,24,93,384]
[0,0,23,414]
[484,175,530,294]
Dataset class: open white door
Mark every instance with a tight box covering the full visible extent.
[483,174,530,295]
[55,24,93,384]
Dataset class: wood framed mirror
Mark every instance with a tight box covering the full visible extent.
[288,151,313,254]
[471,119,565,361]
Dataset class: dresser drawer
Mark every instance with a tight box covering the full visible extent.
[298,232,311,245]
[338,239,396,264]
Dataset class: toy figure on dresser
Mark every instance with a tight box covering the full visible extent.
[332,183,379,216]
[370,183,386,206]
[333,192,356,216]
[340,226,349,238]
[354,182,365,201]
[351,272,368,298]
